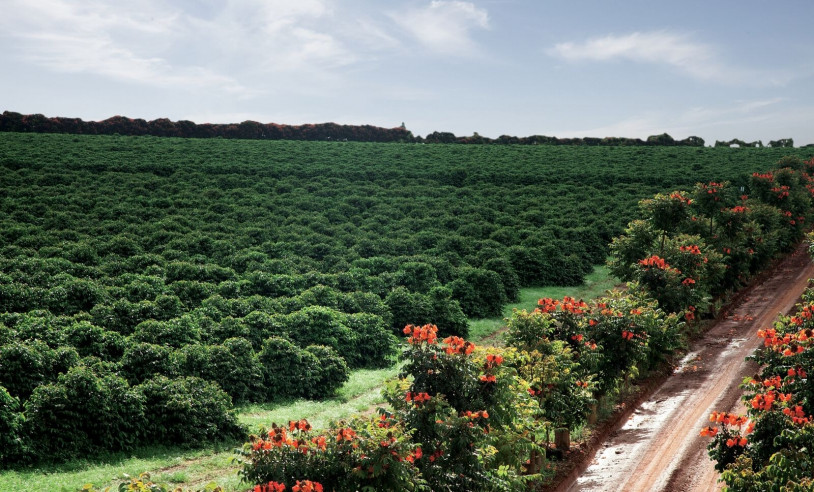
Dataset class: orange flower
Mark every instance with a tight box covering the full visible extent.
[292,481,323,492]
[255,482,286,492]
[699,426,718,437]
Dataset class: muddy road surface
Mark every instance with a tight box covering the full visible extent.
[560,243,814,492]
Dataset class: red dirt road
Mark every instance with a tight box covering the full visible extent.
[560,243,814,492]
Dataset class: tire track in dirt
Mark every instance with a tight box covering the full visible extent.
[561,242,814,492]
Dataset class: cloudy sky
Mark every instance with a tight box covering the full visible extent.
[2,0,813,143]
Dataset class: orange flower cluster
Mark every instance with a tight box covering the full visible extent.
[255,481,286,492]
[781,404,811,425]
[669,192,692,205]
[621,330,634,341]
[253,425,298,452]
[710,411,748,426]
[575,380,588,388]
[680,245,702,255]
[701,182,724,201]
[571,333,584,342]
[699,426,718,437]
[790,304,814,326]
[462,410,489,419]
[405,447,423,463]
[535,296,588,314]
[684,305,696,322]
[479,374,497,383]
[485,353,504,369]
[726,437,748,448]
[749,391,792,411]
[336,427,356,442]
[771,185,790,199]
[787,366,808,378]
[638,255,679,273]
[405,392,431,403]
[292,481,323,492]
[730,206,749,213]
[289,419,312,432]
[752,172,774,182]
[403,324,438,345]
[311,435,327,451]
[377,413,394,429]
[757,327,811,355]
[443,336,475,355]
[682,278,696,286]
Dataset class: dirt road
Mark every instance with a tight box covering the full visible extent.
[560,243,814,492]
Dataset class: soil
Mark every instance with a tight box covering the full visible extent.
[553,242,814,492]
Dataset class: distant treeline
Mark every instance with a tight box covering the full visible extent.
[0,111,800,147]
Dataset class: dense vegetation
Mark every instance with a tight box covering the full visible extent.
[236,156,814,491]
[0,132,810,467]
[701,237,814,490]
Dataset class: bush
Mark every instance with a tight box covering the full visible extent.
[136,375,244,445]
[22,365,145,458]
[172,338,263,403]
[258,337,319,401]
[119,342,175,385]
[0,340,79,399]
[131,316,202,348]
[344,313,398,368]
[449,267,506,319]
[61,321,125,360]
[0,386,24,465]
[302,345,350,400]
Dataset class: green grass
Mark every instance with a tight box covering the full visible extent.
[237,365,400,431]
[0,366,400,492]
[468,264,619,344]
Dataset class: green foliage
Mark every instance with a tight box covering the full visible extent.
[119,342,175,385]
[135,376,244,445]
[237,417,428,491]
[0,340,79,399]
[0,386,25,465]
[62,321,126,360]
[23,364,145,458]
[171,338,263,403]
[131,317,202,348]
[449,267,507,318]
[257,337,342,401]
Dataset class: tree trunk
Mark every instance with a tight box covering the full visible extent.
[555,428,570,451]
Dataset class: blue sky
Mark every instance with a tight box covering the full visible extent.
[2,0,813,144]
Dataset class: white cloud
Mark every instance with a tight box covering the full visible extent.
[549,31,789,86]
[0,0,247,92]
[391,1,489,55]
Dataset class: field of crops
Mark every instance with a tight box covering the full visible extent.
[0,132,810,467]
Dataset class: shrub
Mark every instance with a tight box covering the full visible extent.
[61,321,125,360]
[119,342,175,385]
[0,386,24,465]
[302,345,350,400]
[344,313,398,368]
[172,338,263,403]
[257,337,320,401]
[238,416,427,491]
[136,375,244,445]
[22,365,145,458]
[132,316,202,348]
[0,340,79,399]
[449,267,506,319]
